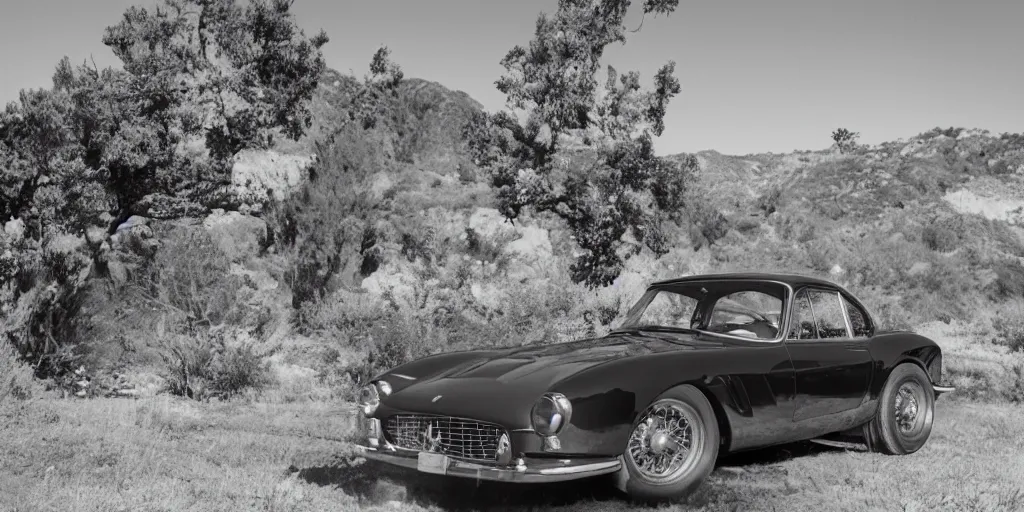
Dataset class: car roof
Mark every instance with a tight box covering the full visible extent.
[651,272,842,290]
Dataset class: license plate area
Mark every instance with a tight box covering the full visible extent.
[417,452,449,475]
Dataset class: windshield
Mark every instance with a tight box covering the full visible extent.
[619,280,787,341]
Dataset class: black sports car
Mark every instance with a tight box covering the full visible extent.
[354,273,954,501]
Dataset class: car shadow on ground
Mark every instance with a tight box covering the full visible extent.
[294,441,856,510]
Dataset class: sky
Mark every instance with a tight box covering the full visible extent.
[2,0,1022,156]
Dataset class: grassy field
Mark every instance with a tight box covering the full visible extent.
[1,396,1022,512]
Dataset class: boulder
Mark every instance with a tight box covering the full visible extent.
[361,263,418,309]
[3,218,25,241]
[231,149,313,202]
[504,225,553,262]
[908,261,932,277]
[468,207,517,240]
[470,282,505,310]
[369,172,395,200]
[203,210,268,263]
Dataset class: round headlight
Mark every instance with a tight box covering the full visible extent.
[377,380,392,396]
[531,393,572,436]
[358,384,380,416]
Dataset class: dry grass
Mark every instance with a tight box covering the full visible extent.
[0,397,1021,512]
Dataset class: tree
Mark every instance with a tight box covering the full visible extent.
[0,0,328,376]
[269,47,405,309]
[466,0,693,287]
[831,128,860,154]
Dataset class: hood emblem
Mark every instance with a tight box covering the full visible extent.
[432,395,443,403]
[424,424,443,452]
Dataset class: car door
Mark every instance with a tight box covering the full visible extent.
[785,287,874,422]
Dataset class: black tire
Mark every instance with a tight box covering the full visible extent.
[865,363,934,455]
[619,385,719,503]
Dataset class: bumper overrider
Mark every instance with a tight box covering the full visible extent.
[354,417,622,483]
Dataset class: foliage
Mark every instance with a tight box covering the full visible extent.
[467,0,690,287]
[116,225,274,400]
[1,339,40,402]
[0,0,327,380]
[0,228,92,378]
[992,310,1024,353]
[831,128,860,153]
[268,50,404,309]
[921,126,965,139]
[160,329,272,400]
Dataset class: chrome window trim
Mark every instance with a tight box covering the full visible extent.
[628,279,796,344]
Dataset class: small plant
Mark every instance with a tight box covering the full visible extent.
[1011,363,1024,404]
[160,330,272,400]
[921,224,959,252]
[1,341,39,402]
[831,128,860,154]
[992,313,1024,353]
[756,186,784,217]
[688,199,730,249]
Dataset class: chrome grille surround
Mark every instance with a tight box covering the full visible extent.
[383,414,506,461]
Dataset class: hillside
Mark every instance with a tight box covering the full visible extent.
[4,65,1024,511]
[251,74,1024,404]
[4,64,1024,405]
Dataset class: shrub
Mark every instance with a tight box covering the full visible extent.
[831,128,860,153]
[921,126,964,139]
[688,200,730,249]
[464,228,504,264]
[160,330,272,400]
[0,230,93,381]
[990,262,1024,300]
[921,224,959,252]
[756,186,784,217]
[1,341,39,402]
[992,310,1024,353]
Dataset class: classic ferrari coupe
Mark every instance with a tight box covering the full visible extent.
[354,273,954,501]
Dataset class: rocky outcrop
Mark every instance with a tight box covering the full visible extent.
[231,149,314,203]
[203,209,269,263]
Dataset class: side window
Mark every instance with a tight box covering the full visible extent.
[787,290,818,339]
[844,297,871,337]
[705,291,782,340]
[807,290,850,339]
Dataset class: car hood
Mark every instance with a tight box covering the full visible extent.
[376,331,720,427]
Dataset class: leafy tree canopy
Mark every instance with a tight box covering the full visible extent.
[467,0,693,287]
[1,0,328,235]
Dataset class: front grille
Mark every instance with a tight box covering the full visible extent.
[383,414,505,461]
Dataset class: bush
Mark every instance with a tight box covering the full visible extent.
[990,262,1024,300]
[0,230,93,381]
[160,330,272,400]
[1,341,39,402]
[921,224,959,252]
[831,128,860,153]
[688,199,730,249]
[992,310,1024,353]
[756,186,784,217]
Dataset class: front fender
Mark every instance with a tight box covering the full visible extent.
[867,332,943,399]
[538,351,726,457]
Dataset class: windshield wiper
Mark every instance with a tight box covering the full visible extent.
[614,325,699,335]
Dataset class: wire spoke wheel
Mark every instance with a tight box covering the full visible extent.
[893,381,925,435]
[626,399,705,484]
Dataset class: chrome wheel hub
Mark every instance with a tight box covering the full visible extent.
[894,383,922,433]
[627,401,704,482]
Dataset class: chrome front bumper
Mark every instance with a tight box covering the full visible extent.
[355,445,621,483]
[354,418,621,483]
